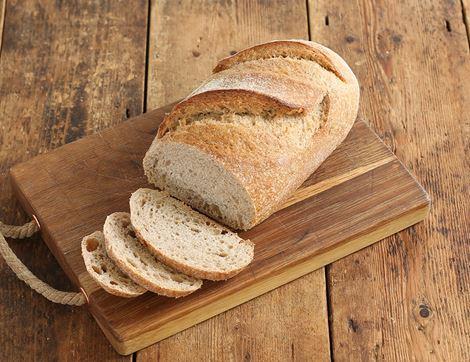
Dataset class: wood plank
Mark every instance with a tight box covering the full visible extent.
[0,0,148,359]
[308,0,470,360]
[0,0,5,54]
[462,0,470,48]
[142,1,331,360]
[10,104,429,355]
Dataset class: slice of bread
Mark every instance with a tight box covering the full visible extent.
[130,188,254,280]
[104,212,203,297]
[81,231,146,297]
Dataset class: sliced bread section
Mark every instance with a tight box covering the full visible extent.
[104,212,203,297]
[130,188,254,280]
[81,231,146,297]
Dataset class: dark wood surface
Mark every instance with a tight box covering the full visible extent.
[0,0,468,360]
[11,103,429,355]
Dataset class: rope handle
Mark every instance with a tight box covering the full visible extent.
[0,219,87,306]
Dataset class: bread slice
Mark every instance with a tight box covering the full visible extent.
[143,40,359,230]
[130,188,254,280]
[81,231,146,297]
[104,212,202,297]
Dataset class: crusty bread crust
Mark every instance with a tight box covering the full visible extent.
[157,71,324,138]
[145,40,360,230]
[213,39,346,81]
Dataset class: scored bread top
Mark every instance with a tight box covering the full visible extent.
[104,212,202,298]
[156,39,357,145]
[81,231,146,298]
[130,188,254,280]
[157,70,325,138]
[213,39,347,81]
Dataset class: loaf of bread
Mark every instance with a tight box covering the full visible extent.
[144,40,360,230]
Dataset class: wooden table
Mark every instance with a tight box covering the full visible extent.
[0,1,468,360]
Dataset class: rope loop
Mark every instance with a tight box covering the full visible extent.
[0,219,86,306]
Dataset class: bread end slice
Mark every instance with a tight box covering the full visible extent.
[81,231,146,298]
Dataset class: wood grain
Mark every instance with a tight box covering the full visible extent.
[462,0,470,48]
[142,1,332,360]
[0,0,5,54]
[309,0,470,360]
[0,0,147,360]
[10,103,429,355]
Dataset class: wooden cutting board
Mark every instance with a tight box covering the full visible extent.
[10,104,430,355]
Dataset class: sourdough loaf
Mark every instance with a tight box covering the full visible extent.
[130,188,254,280]
[144,40,360,230]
